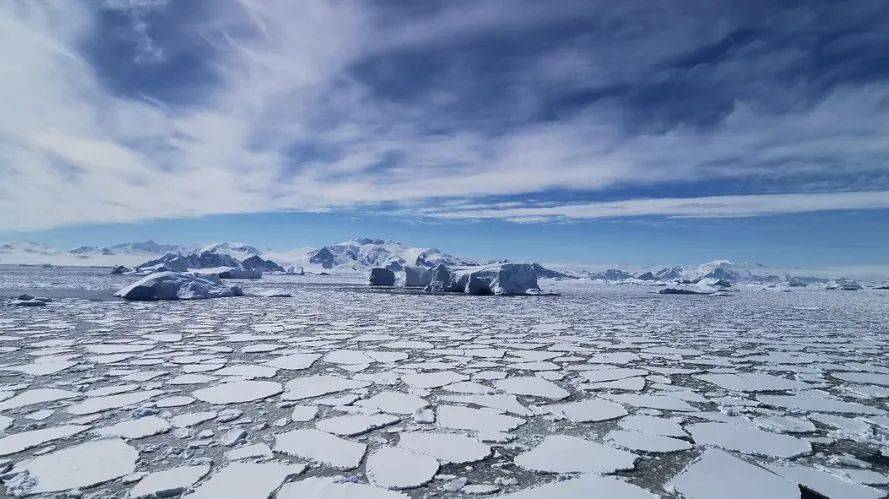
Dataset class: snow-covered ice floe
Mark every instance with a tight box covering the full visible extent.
[0,266,888,497]
[114,271,243,300]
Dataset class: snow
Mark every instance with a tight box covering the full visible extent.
[686,422,811,458]
[115,272,243,300]
[401,371,468,389]
[603,393,699,412]
[366,446,439,489]
[7,438,138,495]
[171,411,217,428]
[93,416,171,439]
[397,432,491,464]
[514,435,639,473]
[766,463,885,499]
[832,371,889,386]
[66,389,164,415]
[265,353,321,370]
[500,475,658,499]
[757,393,886,415]
[618,415,687,437]
[282,375,371,400]
[606,430,693,453]
[317,413,401,436]
[581,367,649,382]
[0,388,78,411]
[439,394,531,416]
[355,391,429,414]
[274,429,367,469]
[277,477,409,499]
[3,262,889,497]
[291,405,319,421]
[128,464,211,498]
[543,398,628,422]
[192,380,282,404]
[0,425,88,456]
[669,449,800,499]
[437,405,525,432]
[494,376,569,400]
[695,372,809,391]
[187,462,305,499]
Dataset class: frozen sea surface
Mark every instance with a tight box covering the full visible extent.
[0,266,887,497]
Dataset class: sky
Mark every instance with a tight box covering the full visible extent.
[1,0,888,267]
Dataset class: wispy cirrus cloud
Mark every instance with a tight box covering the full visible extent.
[1,1,889,231]
[426,190,889,222]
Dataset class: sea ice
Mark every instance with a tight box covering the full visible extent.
[514,435,638,473]
[687,422,811,458]
[397,432,491,464]
[274,428,367,469]
[187,461,305,499]
[669,448,799,499]
[192,380,282,404]
[7,438,138,495]
[366,446,439,489]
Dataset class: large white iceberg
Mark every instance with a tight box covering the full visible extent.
[442,263,540,296]
[369,267,396,286]
[114,272,243,300]
[403,265,432,287]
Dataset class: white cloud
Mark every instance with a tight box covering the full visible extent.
[1,1,888,231]
[426,190,889,221]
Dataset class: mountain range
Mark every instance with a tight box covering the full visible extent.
[0,238,882,282]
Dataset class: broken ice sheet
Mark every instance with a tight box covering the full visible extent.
[514,435,638,474]
[670,449,798,499]
[6,438,138,495]
[274,428,367,469]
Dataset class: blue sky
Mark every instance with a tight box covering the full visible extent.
[1,1,888,267]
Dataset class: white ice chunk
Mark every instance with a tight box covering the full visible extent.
[514,435,638,473]
[187,461,305,499]
[366,446,439,489]
[8,438,138,495]
[606,430,692,453]
[316,414,400,436]
[93,416,171,439]
[401,371,468,389]
[0,388,78,411]
[355,391,429,415]
[192,381,282,404]
[397,432,491,464]
[274,429,366,469]
[499,475,657,499]
[687,422,811,458]
[437,405,525,433]
[494,377,569,400]
[282,375,371,400]
[277,477,408,499]
[0,424,88,456]
[669,448,799,499]
[542,398,628,422]
[128,464,210,499]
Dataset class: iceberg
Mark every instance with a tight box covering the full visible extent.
[403,265,432,287]
[241,255,285,272]
[369,268,396,286]
[438,263,540,296]
[114,272,243,300]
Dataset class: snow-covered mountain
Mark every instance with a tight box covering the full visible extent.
[2,237,886,282]
[0,241,57,256]
[195,242,262,261]
[69,240,185,256]
[303,238,478,272]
